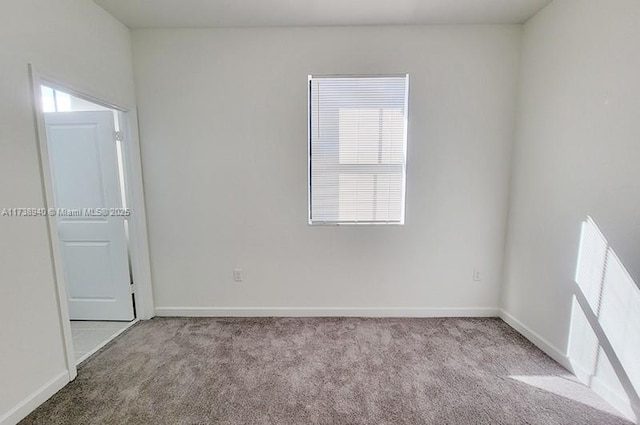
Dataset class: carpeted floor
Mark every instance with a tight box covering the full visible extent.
[21,317,632,425]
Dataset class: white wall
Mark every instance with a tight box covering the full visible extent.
[132,26,521,314]
[0,1,136,422]
[502,0,640,419]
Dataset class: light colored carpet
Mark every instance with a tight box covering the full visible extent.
[21,317,631,424]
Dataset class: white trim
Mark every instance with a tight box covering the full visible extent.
[155,306,500,318]
[0,371,68,425]
[28,66,128,112]
[75,319,139,365]
[118,109,155,319]
[28,65,77,381]
[499,309,571,370]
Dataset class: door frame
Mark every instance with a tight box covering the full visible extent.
[28,65,155,380]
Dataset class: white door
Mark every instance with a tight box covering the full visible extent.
[45,111,134,321]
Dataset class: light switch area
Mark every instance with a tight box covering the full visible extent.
[473,269,482,282]
[233,268,243,282]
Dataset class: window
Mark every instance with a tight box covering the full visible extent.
[308,75,409,225]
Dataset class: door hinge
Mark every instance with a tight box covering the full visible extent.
[115,131,123,142]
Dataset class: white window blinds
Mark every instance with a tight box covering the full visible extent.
[309,75,409,224]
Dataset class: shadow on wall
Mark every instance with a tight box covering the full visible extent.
[569,216,640,422]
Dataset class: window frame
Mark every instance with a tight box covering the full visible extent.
[307,74,410,226]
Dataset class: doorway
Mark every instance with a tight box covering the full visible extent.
[41,84,137,363]
[30,65,154,379]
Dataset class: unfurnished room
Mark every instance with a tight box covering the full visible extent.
[1,0,639,424]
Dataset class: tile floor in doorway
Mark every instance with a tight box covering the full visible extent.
[70,321,133,363]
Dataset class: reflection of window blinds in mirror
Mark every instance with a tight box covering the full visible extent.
[309,75,409,224]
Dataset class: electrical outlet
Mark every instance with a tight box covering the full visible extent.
[473,269,482,282]
[233,268,243,282]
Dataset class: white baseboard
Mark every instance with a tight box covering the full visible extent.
[499,309,638,423]
[155,306,500,318]
[591,376,639,423]
[0,371,69,425]
[571,363,638,422]
[499,309,571,370]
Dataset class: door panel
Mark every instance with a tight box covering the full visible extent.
[45,111,133,321]
[48,124,107,209]
[63,242,115,299]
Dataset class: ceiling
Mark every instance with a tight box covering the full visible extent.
[94,0,552,28]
